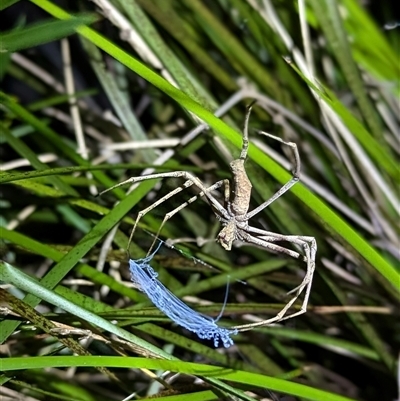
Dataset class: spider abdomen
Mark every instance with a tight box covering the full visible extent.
[230,159,252,215]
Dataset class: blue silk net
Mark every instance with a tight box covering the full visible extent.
[129,244,237,348]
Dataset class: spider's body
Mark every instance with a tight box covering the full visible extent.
[216,158,252,251]
[99,102,317,333]
[230,159,252,216]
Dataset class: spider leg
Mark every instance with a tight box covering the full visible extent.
[99,171,225,215]
[127,180,193,255]
[245,134,300,220]
[156,178,230,250]
[255,231,317,299]
[98,171,230,254]
[166,237,214,247]
[233,231,316,331]
[147,179,230,254]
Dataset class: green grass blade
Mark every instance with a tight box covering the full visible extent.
[1,355,359,401]
[0,14,97,53]
[15,1,400,289]
[309,0,385,144]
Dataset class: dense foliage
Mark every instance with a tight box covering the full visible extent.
[1,1,398,400]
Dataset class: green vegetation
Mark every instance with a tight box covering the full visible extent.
[1,1,398,400]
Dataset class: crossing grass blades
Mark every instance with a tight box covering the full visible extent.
[99,102,317,347]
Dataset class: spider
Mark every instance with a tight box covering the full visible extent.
[99,102,317,331]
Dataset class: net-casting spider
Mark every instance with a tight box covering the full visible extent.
[99,102,317,331]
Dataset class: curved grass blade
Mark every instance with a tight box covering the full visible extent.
[1,355,359,401]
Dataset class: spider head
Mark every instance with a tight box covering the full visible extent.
[217,221,236,251]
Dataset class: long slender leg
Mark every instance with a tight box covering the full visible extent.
[245,133,301,220]
[98,171,231,254]
[232,231,316,331]
[126,178,231,255]
[165,237,214,247]
[241,232,304,260]
[98,171,227,216]
[254,232,317,298]
[161,179,226,248]
[127,180,194,255]
[247,225,314,261]
[146,180,229,254]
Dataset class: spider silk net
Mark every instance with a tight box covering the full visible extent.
[129,243,237,348]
